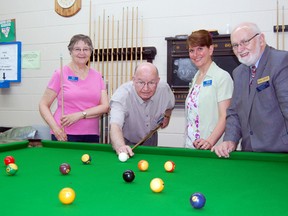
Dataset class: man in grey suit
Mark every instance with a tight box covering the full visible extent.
[212,22,288,157]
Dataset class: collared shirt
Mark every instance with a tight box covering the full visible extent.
[185,62,234,148]
[110,81,175,145]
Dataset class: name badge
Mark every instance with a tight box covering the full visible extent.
[68,76,79,82]
[203,80,212,87]
[257,76,270,84]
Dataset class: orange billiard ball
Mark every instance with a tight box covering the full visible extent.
[138,160,149,171]
[164,160,175,172]
[150,178,164,193]
[58,187,76,204]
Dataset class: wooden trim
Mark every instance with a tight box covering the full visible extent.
[55,0,81,17]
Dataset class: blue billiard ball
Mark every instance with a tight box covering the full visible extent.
[190,192,206,209]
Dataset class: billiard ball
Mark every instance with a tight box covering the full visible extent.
[138,160,149,171]
[58,187,76,204]
[6,163,18,176]
[150,178,164,193]
[164,160,175,172]
[118,152,129,162]
[190,192,206,209]
[122,170,135,183]
[59,163,71,175]
[81,154,91,164]
[4,155,15,166]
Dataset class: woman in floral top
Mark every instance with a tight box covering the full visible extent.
[184,30,234,149]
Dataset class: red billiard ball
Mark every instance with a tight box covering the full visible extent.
[164,160,175,172]
[190,192,206,209]
[122,170,135,183]
[4,156,15,166]
[59,187,76,204]
[59,163,71,175]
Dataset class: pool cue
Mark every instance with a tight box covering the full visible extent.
[135,7,138,66]
[130,7,134,80]
[131,124,162,150]
[97,16,104,143]
[111,16,115,94]
[140,16,143,63]
[97,16,101,71]
[93,20,96,69]
[102,10,105,78]
[104,17,110,143]
[282,6,285,50]
[106,16,110,85]
[131,115,164,150]
[88,1,92,39]
[88,0,92,68]
[276,0,279,49]
[121,7,124,84]
[116,20,120,89]
[125,7,129,82]
[60,54,65,131]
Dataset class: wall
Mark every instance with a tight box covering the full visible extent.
[0,0,287,147]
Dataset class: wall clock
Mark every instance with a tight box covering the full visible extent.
[55,0,82,17]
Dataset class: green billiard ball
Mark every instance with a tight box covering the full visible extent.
[6,163,18,176]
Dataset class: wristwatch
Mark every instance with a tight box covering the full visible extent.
[82,112,87,119]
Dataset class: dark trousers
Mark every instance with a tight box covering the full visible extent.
[51,134,99,143]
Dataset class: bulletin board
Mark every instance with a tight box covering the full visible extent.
[0,41,22,86]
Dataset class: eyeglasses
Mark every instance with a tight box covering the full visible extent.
[73,47,91,53]
[135,80,157,88]
[231,33,260,50]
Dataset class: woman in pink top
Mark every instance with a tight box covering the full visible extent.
[39,34,109,143]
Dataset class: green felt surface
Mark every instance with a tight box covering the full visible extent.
[0,140,288,216]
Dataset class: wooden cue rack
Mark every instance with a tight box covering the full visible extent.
[90,46,157,63]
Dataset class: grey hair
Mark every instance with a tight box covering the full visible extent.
[232,22,261,35]
[67,34,93,52]
[134,62,159,76]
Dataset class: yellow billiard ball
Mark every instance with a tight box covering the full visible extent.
[81,154,91,164]
[138,160,149,171]
[6,163,18,176]
[150,178,164,193]
[164,160,175,172]
[59,187,76,204]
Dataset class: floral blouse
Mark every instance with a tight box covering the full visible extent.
[185,84,201,148]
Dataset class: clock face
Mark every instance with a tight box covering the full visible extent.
[55,0,81,17]
[57,0,76,9]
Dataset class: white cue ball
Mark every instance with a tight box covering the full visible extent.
[118,152,129,162]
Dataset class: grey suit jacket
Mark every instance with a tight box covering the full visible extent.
[223,46,288,152]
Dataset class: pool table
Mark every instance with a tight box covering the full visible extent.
[1,140,288,216]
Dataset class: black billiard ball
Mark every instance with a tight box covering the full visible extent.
[59,163,71,175]
[190,192,206,209]
[122,170,135,183]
